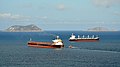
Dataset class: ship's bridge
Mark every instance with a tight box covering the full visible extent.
[70,33,76,39]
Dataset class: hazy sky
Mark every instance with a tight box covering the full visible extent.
[0,0,120,31]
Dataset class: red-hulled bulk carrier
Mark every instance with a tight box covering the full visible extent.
[28,36,64,48]
[69,33,99,42]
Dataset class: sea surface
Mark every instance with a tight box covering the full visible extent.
[0,31,120,67]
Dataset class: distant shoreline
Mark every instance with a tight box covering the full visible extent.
[0,30,119,32]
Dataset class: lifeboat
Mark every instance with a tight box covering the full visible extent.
[28,36,64,48]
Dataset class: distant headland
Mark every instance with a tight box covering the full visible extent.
[87,27,117,32]
[5,24,42,32]
[0,25,119,32]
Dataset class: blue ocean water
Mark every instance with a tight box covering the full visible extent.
[0,31,120,67]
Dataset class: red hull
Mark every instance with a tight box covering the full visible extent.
[28,41,64,48]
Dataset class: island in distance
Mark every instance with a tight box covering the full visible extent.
[87,27,117,32]
[5,24,42,32]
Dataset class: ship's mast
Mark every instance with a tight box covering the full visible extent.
[87,35,89,38]
[78,35,80,38]
[56,36,59,39]
[92,35,94,38]
[82,35,84,38]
